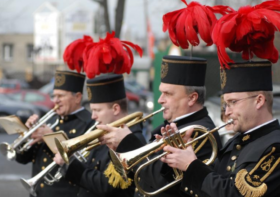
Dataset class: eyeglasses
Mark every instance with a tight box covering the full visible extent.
[223,95,258,110]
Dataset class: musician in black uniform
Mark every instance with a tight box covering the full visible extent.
[162,61,280,197]
[53,74,146,197]
[102,55,222,197]
[16,70,94,197]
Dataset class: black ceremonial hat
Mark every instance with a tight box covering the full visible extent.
[54,70,85,93]
[161,55,207,86]
[86,74,126,103]
[220,61,272,94]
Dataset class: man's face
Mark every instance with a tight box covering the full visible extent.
[224,92,257,133]
[158,82,190,122]
[90,103,115,125]
[52,89,79,116]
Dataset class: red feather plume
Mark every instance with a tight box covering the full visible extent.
[63,35,94,73]
[83,31,143,79]
[162,0,233,49]
[212,0,280,69]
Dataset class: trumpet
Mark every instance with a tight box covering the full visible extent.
[0,105,60,160]
[109,119,233,196]
[20,121,99,196]
[55,107,165,164]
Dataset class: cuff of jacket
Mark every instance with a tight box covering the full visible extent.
[181,159,212,190]
[116,133,145,153]
[65,159,86,185]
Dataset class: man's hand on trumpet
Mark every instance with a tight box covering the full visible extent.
[25,114,54,145]
[97,124,132,151]
[53,151,65,166]
[160,123,197,171]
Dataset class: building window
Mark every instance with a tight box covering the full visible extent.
[2,43,13,61]
[26,44,34,61]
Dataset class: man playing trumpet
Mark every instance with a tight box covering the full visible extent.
[53,74,146,197]
[16,70,94,197]
[99,55,222,197]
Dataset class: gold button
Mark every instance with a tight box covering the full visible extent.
[43,158,47,162]
[42,166,45,170]
[195,195,198,197]
[40,183,44,188]
[70,129,76,134]
[190,190,193,194]
[236,145,241,150]
[92,158,95,162]
[43,149,46,152]
[184,187,188,192]
[135,188,138,192]
[56,126,60,131]
[69,181,72,185]
[60,119,64,124]
[138,177,140,181]
[227,166,231,171]
[231,156,237,161]
[230,177,233,180]
[32,159,35,163]
[94,166,97,170]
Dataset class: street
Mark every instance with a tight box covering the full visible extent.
[0,133,31,197]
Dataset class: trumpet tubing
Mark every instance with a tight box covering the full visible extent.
[109,119,233,196]
[0,105,59,160]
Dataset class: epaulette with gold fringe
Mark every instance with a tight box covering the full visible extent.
[235,147,280,197]
[104,162,132,189]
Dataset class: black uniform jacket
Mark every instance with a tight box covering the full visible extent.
[65,123,146,197]
[182,119,280,197]
[117,107,222,197]
[16,109,94,197]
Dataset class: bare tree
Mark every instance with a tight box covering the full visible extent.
[93,0,126,38]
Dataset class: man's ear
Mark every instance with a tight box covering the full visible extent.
[188,92,198,106]
[112,103,121,116]
[256,94,266,110]
[75,92,83,104]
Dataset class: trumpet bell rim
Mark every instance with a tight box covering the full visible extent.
[0,142,15,160]
[109,149,128,182]
[20,178,37,197]
[55,138,69,165]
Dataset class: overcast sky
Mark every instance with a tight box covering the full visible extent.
[0,0,248,38]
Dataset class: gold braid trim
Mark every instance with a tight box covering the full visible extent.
[104,162,132,189]
[235,147,280,197]
[235,169,267,197]
[261,157,280,182]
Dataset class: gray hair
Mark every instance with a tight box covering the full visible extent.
[185,86,206,105]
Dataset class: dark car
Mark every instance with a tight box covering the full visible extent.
[124,79,154,112]
[0,94,44,123]
[6,89,54,110]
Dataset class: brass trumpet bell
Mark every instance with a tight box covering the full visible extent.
[55,107,165,165]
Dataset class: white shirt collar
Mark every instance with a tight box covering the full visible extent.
[244,119,276,134]
[173,111,197,122]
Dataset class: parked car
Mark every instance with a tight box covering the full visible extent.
[205,84,280,145]
[0,94,45,124]
[124,79,154,112]
[0,79,30,93]
[6,89,54,110]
